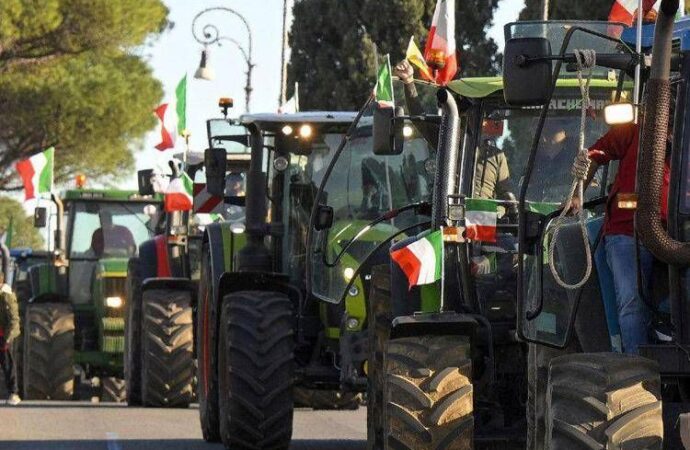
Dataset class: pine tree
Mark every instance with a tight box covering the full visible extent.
[288,0,500,110]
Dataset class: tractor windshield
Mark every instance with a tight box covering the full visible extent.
[309,114,435,304]
[68,201,158,259]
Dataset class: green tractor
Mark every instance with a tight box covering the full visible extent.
[197,111,371,446]
[307,39,634,447]
[124,144,251,408]
[21,188,162,401]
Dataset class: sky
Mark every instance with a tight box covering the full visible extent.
[129,0,526,189]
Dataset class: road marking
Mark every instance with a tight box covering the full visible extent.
[106,432,122,450]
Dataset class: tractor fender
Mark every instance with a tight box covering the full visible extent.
[202,223,236,306]
[138,236,171,280]
[390,311,478,341]
[217,271,291,303]
[141,277,197,295]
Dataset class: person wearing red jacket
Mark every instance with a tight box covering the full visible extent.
[577,122,670,354]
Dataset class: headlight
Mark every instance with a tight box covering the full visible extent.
[299,124,313,138]
[343,267,355,281]
[105,296,123,309]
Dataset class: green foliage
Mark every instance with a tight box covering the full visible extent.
[0,197,43,249]
[520,0,613,21]
[0,0,168,190]
[288,0,500,110]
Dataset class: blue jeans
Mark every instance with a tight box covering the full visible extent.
[605,235,654,354]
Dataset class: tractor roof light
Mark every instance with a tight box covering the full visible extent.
[281,125,294,136]
[105,296,123,309]
[76,174,86,189]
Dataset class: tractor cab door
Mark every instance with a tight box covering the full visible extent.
[308,112,436,304]
[508,22,632,349]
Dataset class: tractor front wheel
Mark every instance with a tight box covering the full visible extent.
[22,303,75,400]
[140,289,195,408]
[384,335,474,450]
[218,291,294,449]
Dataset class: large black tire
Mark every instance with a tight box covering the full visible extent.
[101,377,126,403]
[384,335,473,450]
[293,388,361,410]
[218,291,294,450]
[197,244,220,441]
[367,264,392,450]
[547,352,663,449]
[125,257,143,406]
[140,289,195,407]
[22,303,74,400]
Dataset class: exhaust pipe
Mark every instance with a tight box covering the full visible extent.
[433,89,460,229]
[637,0,690,264]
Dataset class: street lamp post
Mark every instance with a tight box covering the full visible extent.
[192,7,255,112]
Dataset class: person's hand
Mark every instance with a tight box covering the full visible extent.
[394,60,414,85]
[564,195,583,214]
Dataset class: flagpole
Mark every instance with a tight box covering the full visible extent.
[295,82,300,112]
[633,0,644,109]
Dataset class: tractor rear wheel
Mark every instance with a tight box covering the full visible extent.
[140,289,195,407]
[367,264,392,450]
[218,291,294,450]
[547,352,663,449]
[22,303,75,400]
[293,388,361,410]
[197,244,221,441]
[125,257,143,406]
[384,335,473,450]
[101,377,126,403]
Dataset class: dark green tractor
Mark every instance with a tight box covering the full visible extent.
[22,188,162,401]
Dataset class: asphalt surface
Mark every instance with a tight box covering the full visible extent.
[0,401,367,450]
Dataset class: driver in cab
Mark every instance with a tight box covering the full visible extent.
[90,210,136,257]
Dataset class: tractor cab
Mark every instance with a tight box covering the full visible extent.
[502,12,690,447]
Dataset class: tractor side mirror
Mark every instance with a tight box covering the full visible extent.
[34,207,47,228]
[503,37,553,106]
[205,147,227,197]
[314,205,334,231]
[373,104,405,155]
[604,103,635,125]
[137,169,155,196]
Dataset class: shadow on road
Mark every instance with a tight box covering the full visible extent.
[0,439,366,450]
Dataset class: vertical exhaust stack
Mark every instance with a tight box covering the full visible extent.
[433,89,460,230]
[637,0,690,264]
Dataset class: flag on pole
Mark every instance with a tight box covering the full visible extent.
[16,147,54,200]
[406,36,434,82]
[164,172,193,212]
[424,0,458,86]
[608,0,658,26]
[465,198,498,243]
[391,229,443,289]
[375,55,395,107]
[2,217,13,248]
[154,74,187,151]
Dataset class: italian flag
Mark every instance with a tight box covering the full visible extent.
[154,74,187,151]
[608,0,658,26]
[164,172,193,212]
[375,54,395,107]
[16,147,54,200]
[391,229,443,289]
[424,0,458,86]
[465,198,497,243]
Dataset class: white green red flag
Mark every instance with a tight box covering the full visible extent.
[164,172,193,212]
[608,0,658,26]
[375,55,395,107]
[16,147,54,200]
[424,0,457,86]
[391,229,443,289]
[154,74,187,151]
[465,198,497,243]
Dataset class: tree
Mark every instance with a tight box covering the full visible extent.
[288,0,500,110]
[519,0,613,21]
[0,0,168,190]
[0,197,43,249]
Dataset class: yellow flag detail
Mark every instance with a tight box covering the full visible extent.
[406,36,434,82]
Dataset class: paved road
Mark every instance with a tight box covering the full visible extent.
[0,401,367,450]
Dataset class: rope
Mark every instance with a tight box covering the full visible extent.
[546,49,595,290]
